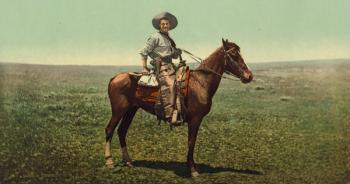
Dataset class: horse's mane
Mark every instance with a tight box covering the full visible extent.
[204,47,223,61]
[194,47,223,72]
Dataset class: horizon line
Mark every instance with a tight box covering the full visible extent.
[1,58,350,67]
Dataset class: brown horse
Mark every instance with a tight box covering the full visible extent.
[104,39,253,177]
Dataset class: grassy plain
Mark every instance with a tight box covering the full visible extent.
[0,60,349,183]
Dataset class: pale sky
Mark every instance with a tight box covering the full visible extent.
[0,0,349,65]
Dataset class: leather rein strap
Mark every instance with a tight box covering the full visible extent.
[181,49,241,81]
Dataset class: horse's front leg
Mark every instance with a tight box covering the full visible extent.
[187,116,202,177]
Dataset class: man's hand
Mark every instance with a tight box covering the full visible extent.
[175,48,182,55]
[172,48,182,59]
[141,58,150,74]
[142,66,150,74]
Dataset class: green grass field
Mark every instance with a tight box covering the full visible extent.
[0,60,349,184]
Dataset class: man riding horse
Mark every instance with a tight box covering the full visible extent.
[140,12,182,125]
[105,11,253,177]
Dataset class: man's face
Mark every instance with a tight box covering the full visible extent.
[159,19,170,33]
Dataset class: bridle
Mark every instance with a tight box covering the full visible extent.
[223,47,245,79]
[181,47,245,81]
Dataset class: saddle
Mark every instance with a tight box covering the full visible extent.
[132,66,190,104]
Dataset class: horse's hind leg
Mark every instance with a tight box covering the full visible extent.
[105,73,135,168]
[118,106,138,167]
[105,109,128,168]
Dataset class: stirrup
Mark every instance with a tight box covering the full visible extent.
[169,110,183,126]
[171,110,178,124]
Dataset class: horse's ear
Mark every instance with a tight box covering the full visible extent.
[222,38,228,50]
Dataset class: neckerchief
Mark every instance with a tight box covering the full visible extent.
[159,31,176,48]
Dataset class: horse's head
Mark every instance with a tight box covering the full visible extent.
[221,39,253,83]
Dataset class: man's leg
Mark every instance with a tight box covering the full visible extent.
[158,63,176,121]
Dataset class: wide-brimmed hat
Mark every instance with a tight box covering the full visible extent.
[152,11,178,30]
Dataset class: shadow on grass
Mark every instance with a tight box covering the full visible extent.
[133,160,262,177]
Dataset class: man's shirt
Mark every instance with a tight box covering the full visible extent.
[140,32,175,60]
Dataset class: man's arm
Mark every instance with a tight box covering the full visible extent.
[140,34,157,73]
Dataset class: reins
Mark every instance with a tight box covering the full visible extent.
[181,49,241,81]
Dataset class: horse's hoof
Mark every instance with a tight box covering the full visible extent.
[105,163,115,169]
[191,171,199,177]
[105,158,114,169]
[125,161,133,167]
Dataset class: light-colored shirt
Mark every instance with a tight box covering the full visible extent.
[140,32,175,60]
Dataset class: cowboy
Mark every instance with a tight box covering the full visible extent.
[140,12,182,125]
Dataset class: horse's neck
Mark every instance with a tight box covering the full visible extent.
[194,47,225,98]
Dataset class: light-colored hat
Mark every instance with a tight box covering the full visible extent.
[152,11,178,30]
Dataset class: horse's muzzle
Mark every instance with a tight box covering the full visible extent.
[241,70,253,83]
